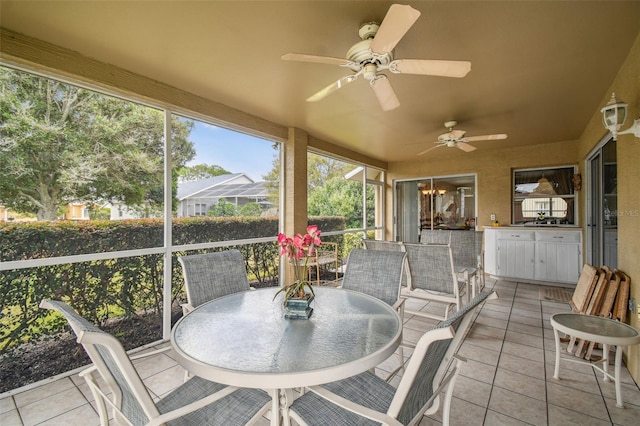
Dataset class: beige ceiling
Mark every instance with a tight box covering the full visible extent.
[1,1,639,163]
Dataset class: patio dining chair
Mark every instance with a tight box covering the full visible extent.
[341,248,406,309]
[282,291,498,426]
[362,239,409,287]
[419,229,451,245]
[39,299,272,426]
[449,230,485,298]
[402,242,468,321]
[341,248,408,378]
[178,249,251,314]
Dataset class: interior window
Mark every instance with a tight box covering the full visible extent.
[512,166,576,225]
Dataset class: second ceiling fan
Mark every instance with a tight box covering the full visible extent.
[282,4,471,111]
[418,121,508,156]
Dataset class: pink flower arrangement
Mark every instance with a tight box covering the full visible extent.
[273,225,322,302]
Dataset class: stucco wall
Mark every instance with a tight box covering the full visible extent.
[388,32,640,383]
[387,139,579,231]
[576,32,640,380]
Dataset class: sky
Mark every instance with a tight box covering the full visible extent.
[185,121,278,181]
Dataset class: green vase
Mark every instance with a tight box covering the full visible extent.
[284,293,314,319]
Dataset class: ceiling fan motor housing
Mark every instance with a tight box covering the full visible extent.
[346,39,393,72]
[358,22,380,40]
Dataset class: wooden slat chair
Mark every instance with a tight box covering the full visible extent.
[178,249,251,315]
[283,291,498,426]
[565,264,599,355]
[40,299,271,426]
[305,242,339,285]
[571,267,609,357]
[564,265,631,360]
[402,242,468,321]
[613,270,631,323]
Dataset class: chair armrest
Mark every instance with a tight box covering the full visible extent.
[391,297,406,312]
[306,385,403,426]
[129,345,172,361]
[147,385,242,426]
[181,303,195,315]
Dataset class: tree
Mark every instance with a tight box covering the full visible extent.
[239,202,262,217]
[263,153,352,193]
[264,152,368,226]
[207,198,237,217]
[308,177,373,228]
[177,163,230,182]
[306,155,353,192]
[0,67,195,220]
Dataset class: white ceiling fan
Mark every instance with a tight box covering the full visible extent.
[418,121,508,155]
[281,4,471,111]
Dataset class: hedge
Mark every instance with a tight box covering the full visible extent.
[0,216,346,352]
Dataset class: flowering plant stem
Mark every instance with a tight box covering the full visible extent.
[273,225,322,305]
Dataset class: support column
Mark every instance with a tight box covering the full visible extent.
[283,128,308,284]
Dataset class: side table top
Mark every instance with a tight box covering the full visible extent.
[550,313,640,346]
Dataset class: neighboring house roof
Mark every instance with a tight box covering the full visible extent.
[177,173,248,200]
[177,173,269,200]
[193,182,269,199]
[344,166,383,182]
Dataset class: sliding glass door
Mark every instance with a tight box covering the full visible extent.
[395,174,477,242]
[586,138,617,268]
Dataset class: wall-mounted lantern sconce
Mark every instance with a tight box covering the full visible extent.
[600,93,640,140]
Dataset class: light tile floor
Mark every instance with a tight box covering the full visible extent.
[2,278,639,425]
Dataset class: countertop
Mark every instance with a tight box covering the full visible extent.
[484,225,581,230]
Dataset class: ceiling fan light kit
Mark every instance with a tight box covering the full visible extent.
[282,4,471,111]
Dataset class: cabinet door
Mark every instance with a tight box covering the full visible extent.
[497,239,535,279]
[484,229,497,275]
[535,242,581,283]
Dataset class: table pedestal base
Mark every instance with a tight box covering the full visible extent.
[553,328,625,408]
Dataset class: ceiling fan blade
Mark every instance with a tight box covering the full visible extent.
[282,53,351,66]
[417,143,442,156]
[370,75,400,111]
[464,133,508,142]
[370,4,421,55]
[306,74,358,102]
[449,129,466,140]
[392,59,471,78]
[456,142,477,152]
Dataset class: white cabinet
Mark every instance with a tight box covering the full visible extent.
[497,232,535,280]
[534,231,581,283]
[485,227,582,285]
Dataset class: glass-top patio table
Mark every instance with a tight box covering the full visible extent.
[171,286,402,425]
